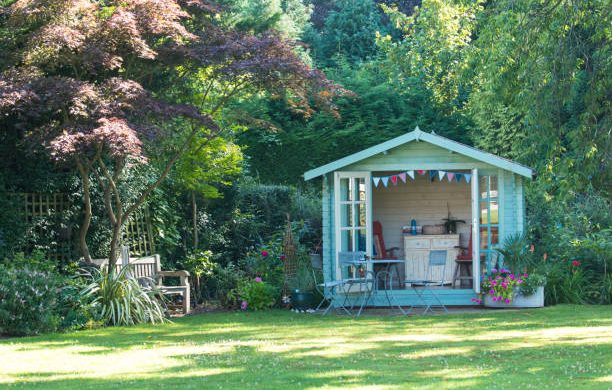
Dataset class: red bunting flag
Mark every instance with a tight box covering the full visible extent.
[391,175,398,185]
[417,170,426,175]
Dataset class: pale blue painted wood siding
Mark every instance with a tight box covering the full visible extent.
[321,173,334,284]
[345,141,498,171]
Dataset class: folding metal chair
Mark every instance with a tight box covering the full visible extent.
[340,270,375,317]
[404,250,449,314]
[311,258,351,315]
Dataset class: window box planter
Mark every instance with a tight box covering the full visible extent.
[484,286,544,308]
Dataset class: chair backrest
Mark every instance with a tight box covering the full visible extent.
[91,255,161,280]
[338,251,366,264]
[373,221,386,259]
[427,250,448,283]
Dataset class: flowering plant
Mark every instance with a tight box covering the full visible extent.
[482,268,546,304]
[482,268,526,304]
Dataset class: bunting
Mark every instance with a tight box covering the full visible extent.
[371,169,473,188]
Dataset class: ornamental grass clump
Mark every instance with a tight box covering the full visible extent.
[81,265,167,326]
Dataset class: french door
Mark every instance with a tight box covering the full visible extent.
[334,172,372,280]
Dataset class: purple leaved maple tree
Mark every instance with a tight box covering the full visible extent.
[0,0,341,270]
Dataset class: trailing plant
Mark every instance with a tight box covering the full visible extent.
[482,268,524,304]
[518,273,546,297]
[81,265,167,326]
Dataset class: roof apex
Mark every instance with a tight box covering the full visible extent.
[303,127,533,180]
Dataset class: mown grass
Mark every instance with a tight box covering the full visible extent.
[1,305,610,389]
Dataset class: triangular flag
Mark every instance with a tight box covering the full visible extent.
[373,177,381,187]
[438,170,446,181]
[407,170,415,180]
[447,172,455,182]
[399,172,407,183]
[417,170,426,176]
[382,177,389,187]
[391,175,398,185]
[455,173,463,182]
[464,173,472,183]
[429,170,437,181]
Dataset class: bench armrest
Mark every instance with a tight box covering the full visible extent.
[158,270,190,286]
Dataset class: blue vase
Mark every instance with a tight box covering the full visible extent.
[411,219,417,235]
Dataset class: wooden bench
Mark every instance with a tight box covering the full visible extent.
[92,254,191,315]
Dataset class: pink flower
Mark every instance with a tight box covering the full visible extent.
[261,250,269,257]
[572,260,581,267]
[240,300,248,310]
[504,298,511,304]
[255,277,262,283]
[489,289,495,295]
[509,274,515,280]
[491,280,497,287]
[279,255,286,261]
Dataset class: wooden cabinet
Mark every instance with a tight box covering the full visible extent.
[404,234,459,284]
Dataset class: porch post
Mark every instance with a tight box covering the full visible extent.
[471,168,481,293]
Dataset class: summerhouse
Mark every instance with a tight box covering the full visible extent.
[304,127,533,306]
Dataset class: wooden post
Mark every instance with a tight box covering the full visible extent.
[471,168,480,293]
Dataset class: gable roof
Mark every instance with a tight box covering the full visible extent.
[303,127,533,180]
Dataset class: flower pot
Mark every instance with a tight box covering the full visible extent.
[484,286,544,308]
[290,289,316,310]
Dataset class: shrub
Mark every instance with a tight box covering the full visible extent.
[0,264,61,336]
[238,278,278,311]
[81,265,167,326]
[240,240,286,290]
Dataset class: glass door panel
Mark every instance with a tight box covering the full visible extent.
[479,175,500,274]
[335,172,372,280]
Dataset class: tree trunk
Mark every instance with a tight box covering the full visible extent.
[107,216,122,274]
[76,161,93,263]
[192,191,198,249]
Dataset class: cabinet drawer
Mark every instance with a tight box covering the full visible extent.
[432,237,459,249]
[404,238,430,249]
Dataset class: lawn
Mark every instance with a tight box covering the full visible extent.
[1,305,611,389]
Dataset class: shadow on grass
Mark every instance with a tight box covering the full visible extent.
[1,305,611,389]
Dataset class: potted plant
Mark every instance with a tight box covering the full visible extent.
[288,258,316,310]
[482,268,545,308]
[442,204,465,234]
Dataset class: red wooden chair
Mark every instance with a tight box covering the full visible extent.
[373,221,399,259]
[452,229,473,288]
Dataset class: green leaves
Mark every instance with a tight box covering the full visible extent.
[81,265,168,326]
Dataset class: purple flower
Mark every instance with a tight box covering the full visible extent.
[240,300,248,310]
[491,280,497,287]
[509,274,515,280]
[261,250,269,257]
[491,268,498,274]
[254,277,262,283]
[489,289,495,295]
[500,268,509,273]
[504,298,511,304]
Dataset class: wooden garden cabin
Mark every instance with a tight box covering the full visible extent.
[304,127,533,306]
